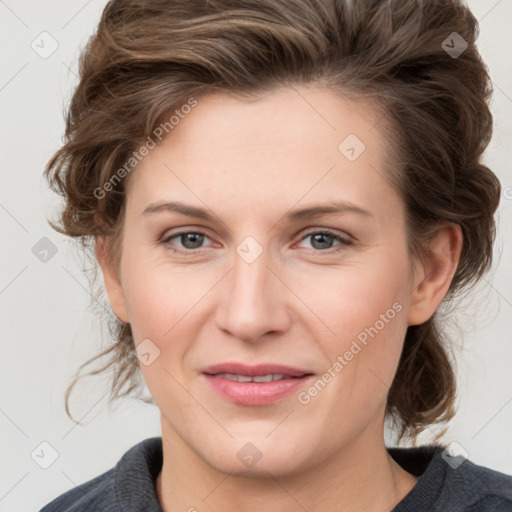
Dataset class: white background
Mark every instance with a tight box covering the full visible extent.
[1,1,511,510]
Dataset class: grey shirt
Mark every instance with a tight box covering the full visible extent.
[39,437,512,511]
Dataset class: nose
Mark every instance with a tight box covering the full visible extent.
[214,244,291,343]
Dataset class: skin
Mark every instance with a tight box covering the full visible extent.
[96,86,462,511]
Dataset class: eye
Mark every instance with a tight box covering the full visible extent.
[296,230,353,253]
[160,230,213,252]
[158,228,353,254]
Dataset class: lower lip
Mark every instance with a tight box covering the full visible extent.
[202,374,313,405]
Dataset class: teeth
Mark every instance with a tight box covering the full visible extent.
[253,374,285,382]
[215,373,287,382]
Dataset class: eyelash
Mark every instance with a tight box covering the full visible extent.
[158,229,353,255]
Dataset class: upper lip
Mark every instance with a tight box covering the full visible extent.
[201,363,313,378]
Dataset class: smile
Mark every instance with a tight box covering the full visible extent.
[211,373,292,382]
[201,363,314,405]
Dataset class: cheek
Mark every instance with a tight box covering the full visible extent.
[299,257,409,346]
[297,250,411,400]
[119,244,215,341]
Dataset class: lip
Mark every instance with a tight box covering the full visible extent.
[201,362,314,406]
[201,362,312,378]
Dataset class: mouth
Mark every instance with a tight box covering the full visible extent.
[208,373,302,382]
[200,363,315,405]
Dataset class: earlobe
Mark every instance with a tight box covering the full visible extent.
[406,224,462,326]
[94,236,129,323]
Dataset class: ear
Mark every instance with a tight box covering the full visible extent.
[95,236,129,323]
[406,223,462,326]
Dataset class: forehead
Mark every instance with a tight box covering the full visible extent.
[125,86,399,221]
[145,87,385,163]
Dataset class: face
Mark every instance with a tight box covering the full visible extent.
[101,86,433,477]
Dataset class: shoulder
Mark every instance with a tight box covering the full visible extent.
[390,445,512,512]
[39,466,118,512]
[446,454,512,511]
[39,437,163,512]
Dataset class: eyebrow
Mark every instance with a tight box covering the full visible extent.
[142,200,372,224]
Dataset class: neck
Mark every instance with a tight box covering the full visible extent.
[155,419,418,512]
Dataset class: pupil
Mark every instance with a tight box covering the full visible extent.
[311,233,333,250]
[182,233,204,249]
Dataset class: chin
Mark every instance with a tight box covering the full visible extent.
[198,434,315,479]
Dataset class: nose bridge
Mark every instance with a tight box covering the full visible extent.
[232,244,270,304]
[215,237,289,341]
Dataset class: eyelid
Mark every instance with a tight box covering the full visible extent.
[298,227,353,243]
[295,228,354,253]
[159,229,216,249]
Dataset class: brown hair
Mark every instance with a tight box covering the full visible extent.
[44,0,501,441]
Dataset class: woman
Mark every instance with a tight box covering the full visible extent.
[40,0,512,510]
